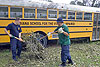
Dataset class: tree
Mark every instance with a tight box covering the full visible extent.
[70,1,76,5]
[48,0,52,2]
[77,1,84,6]
[92,0,96,7]
[70,0,100,8]
[43,0,52,2]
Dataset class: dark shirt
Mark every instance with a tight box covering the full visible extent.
[6,23,22,38]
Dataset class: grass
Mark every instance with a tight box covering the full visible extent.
[0,41,100,67]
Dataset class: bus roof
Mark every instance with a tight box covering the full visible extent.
[64,4,100,13]
[0,0,100,13]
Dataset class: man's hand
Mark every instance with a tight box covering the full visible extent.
[47,32,51,36]
[8,34,13,37]
[58,27,64,33]
[19,38,24,42]
[49,31,55,34]
[63,32,69,36]
[47,31,57,36]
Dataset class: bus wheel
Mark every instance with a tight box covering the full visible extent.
[85,37,90,43]
[39,34,48,47]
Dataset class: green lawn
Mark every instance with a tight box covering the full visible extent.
[0,42,100,67]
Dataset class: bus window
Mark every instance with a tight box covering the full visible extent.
[0,6,8,17]
[84,12,92,20]
[98,14,100,26]
[24,8,35,18]
[59,10,66,19]
[94,14,97,26]
[10,7,22,18]
[76,12,82,20]
[68,11,75,20]
[37,9,47,18]
[48,9,57,19]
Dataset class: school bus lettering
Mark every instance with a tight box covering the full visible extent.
[66,23,75,25]
[30,22,41,25]
[20,22,29,25]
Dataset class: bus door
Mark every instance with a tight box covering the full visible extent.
[92,13,100,40]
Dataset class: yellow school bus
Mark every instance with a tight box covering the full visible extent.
[0,4,100,46]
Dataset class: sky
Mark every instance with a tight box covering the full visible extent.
[31,0,82,4]
[31,0,76,4]
[52,0,83,4]
[52,0,74,4]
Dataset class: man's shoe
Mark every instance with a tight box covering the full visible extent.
[67,61,74,65]
[17,55,21,59]
[59,62,66,67]
[17,56,21,59]
[13,58,17,61]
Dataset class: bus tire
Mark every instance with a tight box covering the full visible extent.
[39,34,48,47]
[86,37,90,43]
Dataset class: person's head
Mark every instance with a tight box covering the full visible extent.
[57,18,63,26]
[15,17,21,25]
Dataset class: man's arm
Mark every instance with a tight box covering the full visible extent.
[4,28,12,37]
[57,26,69,36]
[52,27,59,33]
[63,26,69,36]
[4,24,13,37]
[63,32,69,36]
[19,33,21,38]
[19,26,22,39]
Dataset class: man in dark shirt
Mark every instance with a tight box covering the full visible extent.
[4,17,22,61]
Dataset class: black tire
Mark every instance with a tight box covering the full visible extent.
[39,34,48,47]
[86,38,90,43]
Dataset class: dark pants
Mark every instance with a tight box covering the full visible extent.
[10,38,22,59]
[61,45,71,63]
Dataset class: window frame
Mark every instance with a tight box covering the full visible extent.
[10,6,22,18]
[24,7,35,18]
[0,6,8,18]
[68,10,75,20]
[76,11,83,20]
[59,9,67,20]
[84,12,92,21]
[37,8,47,19]
[48,9,57,19]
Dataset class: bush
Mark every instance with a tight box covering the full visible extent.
[22,32,45,60]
